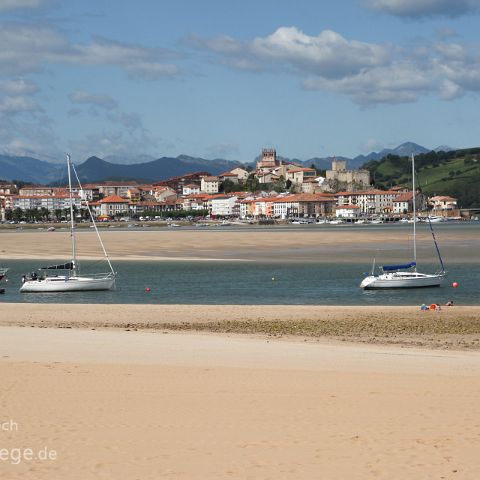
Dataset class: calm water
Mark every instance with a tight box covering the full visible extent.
[0,259,477,306]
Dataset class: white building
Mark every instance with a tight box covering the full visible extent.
[218,172,239,184]
[230,167,249,181]
[336,189,399,215]
[210,196,238,217]
[335,205,361,219]
[152,186,177,202]
[393,192,413,214]
[182,184,201,196]
[429,196,458,212]
[201,176,219,194]
[285,167,316,186]
[13,195,82,212]
[97,182,138,198]
[97,195,129,217]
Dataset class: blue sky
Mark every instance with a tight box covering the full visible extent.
[1,0,480,163]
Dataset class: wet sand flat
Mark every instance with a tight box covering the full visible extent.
[2,303,480,350]
[0,226,479,262]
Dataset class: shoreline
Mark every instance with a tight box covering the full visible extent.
[2,303,480,350]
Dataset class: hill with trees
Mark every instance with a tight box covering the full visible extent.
[363,148,480,207]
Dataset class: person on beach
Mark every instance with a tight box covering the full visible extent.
[446,300,454,306]
[420,304,428,311]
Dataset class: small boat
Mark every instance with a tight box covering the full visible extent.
[360,154,445,290]
[329,219,344,225]
[20,154,116,293]
[427,216,445,223]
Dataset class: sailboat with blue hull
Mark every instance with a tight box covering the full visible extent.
[360,154,446,289]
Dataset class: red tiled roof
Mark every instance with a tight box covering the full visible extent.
[288,167,316,173]
[430,195,457,202]
[183,194,208,199]
[97,181,139,187]
[335,189,398,196]
[394,192,413,202]
[99,195,129,204]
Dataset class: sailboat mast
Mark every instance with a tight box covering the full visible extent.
[66,153,77,272]
[411,154,417,270]
[71,162,116,277]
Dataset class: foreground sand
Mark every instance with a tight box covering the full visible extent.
[1,226,479,261]
[1,326,480,479]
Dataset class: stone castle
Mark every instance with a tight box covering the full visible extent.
[325,159,370,191]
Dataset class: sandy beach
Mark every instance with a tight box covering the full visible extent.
[1,226,479,262]
[1,324,480,479]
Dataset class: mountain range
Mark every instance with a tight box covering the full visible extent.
[0,142,452,184]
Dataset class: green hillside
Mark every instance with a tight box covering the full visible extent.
[363,148,480,207]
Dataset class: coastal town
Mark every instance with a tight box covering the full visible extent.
[0,148,460,224]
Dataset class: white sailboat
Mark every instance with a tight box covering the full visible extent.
[20,154,116,293]
[360,154,445,289]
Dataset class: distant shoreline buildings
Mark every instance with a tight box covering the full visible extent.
[0,147,461,222]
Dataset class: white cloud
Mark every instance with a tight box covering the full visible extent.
[0,78,38,95]
[191,27,389,78]
[69,90,118,110]
[0,95,42,113]
[250,27,389,78]
[194,26,480,105]
[0,0,56,12]
[363,0,480,18]
[304,61,432,105]
[0,24,180,79]
[0,112,60,160]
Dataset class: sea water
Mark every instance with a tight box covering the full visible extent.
[0,259,477,306]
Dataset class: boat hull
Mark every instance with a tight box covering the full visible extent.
[20,275,115,293]
[360,272,445,289]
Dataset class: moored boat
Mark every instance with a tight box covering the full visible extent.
[20,154,116,293]
[360,154,445,290]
